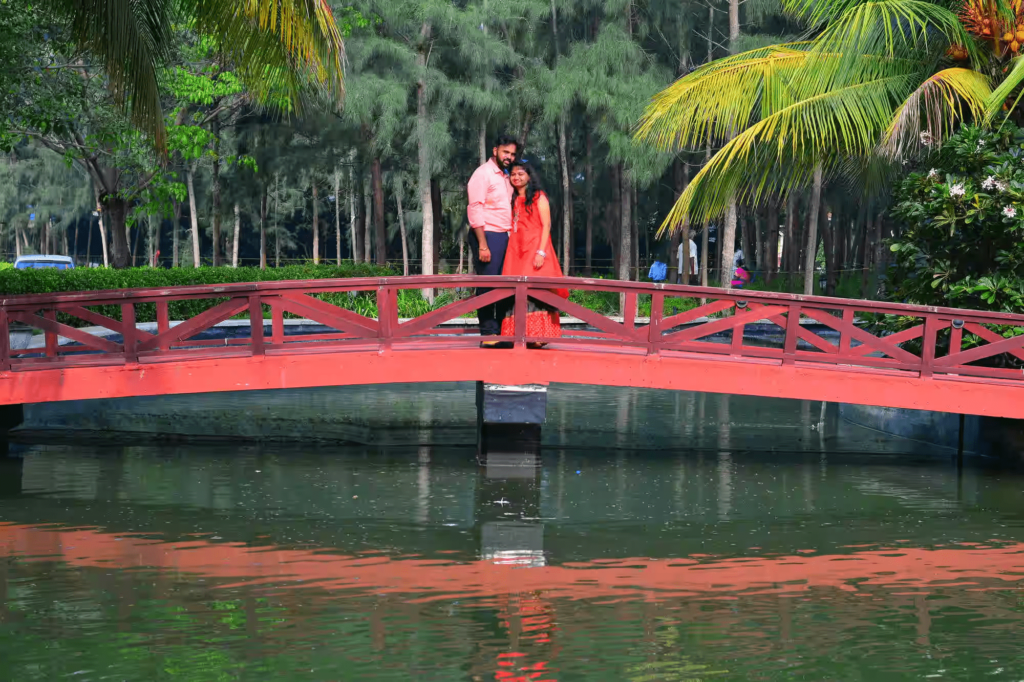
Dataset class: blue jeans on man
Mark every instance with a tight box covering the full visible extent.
[471,231,510,336]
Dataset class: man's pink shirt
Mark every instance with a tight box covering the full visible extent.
[467,158,513,233]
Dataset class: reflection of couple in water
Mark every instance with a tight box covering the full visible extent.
[466,134,568,348]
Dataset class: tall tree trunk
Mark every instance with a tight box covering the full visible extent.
[417,21,434,297]
[348,158,361,263]
[274,174,281,268]
[232,202,240,267]
[872,210,884,293]
[619,169,633,314]
[821,203,836,296]
[100,194,129,269]
[353,168,365,263]
[784,193,796,278]
[431,178,442,273]
[739,211,751,269]
[131,220,140,266]
[186,167,201,267]
[395,175,410,276]
[804,165,824,295]
[72,219,79,262]
[363,173,372,263]
[40,218,48,255]
[721,202,737,289]
[172,199,181,267]
[767,201,780,283]
[717,0,742,289]
[62,223,69,257]
[631,185,639,278]
[619,170,632,282]
[86,217,94,265]
[557,114,571,275]
[212,119,221,266]
[372,157,386,267]
[334,168,342,265]
[609,165,621,274]
[585,130,594,276]
[700,223,709,288]
[260,185,268,270]
[312,178,320,265]
[148,213,156,266]
[479,120,487,165]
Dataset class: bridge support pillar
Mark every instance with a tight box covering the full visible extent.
[0,404,23,440]
[476,382,547,457]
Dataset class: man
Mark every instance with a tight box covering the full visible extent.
[467,134,518,344]
[677,233,699,285]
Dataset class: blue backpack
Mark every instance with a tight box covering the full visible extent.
[648,260,667,281]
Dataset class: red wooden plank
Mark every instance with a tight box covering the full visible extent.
[278,292,379,335]
[249,295,265,356]
[514,285,528,348]
[782,306,801,365]
[122,304,138,363]
[647,293,664,355]
[0,309,9,372]
[660,299,734,330]
[527,289,645,342]
[43,310,58,358]
[798,308,924,365]
[663,305,789,344]
[935,327,1024,367]
[60,305,124,334]
[271,296,378,339]
[949,322,1024,364]
[394,288,511,338]
[851,324,923,357]
[272,302,284,345]
[747,304,838,355]
[137,298,249,352]
[7,312,122,354]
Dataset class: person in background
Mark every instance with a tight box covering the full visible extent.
[467,134,518,346]
[731,257,752,288]
[677,232,699,285]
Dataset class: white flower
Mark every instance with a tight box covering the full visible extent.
[977,139,986,148]
[1004,205,1017,218]
[920,131,934,146]
[996,180,1008,192]
[928,168,939,179]
[983,176,997,190]
[949,183,966,197]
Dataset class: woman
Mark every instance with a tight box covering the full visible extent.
[731,257,752,288]
[500,161,569,344]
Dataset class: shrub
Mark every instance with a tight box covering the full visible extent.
[0,264,394,326]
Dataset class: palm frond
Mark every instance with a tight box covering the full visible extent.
[658,73,915,230]
[634,43,814,151]
[986,55,1024,121]
[49,0,171,147]
[883,68,991,159]
[186,0,346,111]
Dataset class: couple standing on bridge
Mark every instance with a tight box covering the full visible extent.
[467,134,570,348]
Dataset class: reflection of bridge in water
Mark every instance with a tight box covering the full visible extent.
[2,444,1023,679]
[3,275,1024,418]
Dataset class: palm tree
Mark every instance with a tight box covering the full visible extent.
[48,0,346,148]
[636,0,1024,289]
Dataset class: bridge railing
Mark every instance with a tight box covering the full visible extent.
[2,275,1024,384]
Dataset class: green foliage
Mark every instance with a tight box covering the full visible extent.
[889,123,1024,313]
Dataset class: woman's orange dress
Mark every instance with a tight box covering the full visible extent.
[500,191,569,338]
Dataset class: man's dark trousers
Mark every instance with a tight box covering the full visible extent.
[471,230,510,336]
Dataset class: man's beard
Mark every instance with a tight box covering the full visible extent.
[496,156,512,169]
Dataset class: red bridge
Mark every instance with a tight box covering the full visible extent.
[1,275,1023,418]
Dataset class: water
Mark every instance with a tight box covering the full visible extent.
[2,386,1024,681]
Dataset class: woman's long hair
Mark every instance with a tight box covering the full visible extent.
[510,161,545,213]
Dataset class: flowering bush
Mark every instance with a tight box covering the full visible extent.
[889,123,1024,313]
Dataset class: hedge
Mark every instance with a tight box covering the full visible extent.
[0,264,440,327]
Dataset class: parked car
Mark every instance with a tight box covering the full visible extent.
[14,255,74,270]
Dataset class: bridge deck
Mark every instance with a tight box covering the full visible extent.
[1,275,1022,418]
